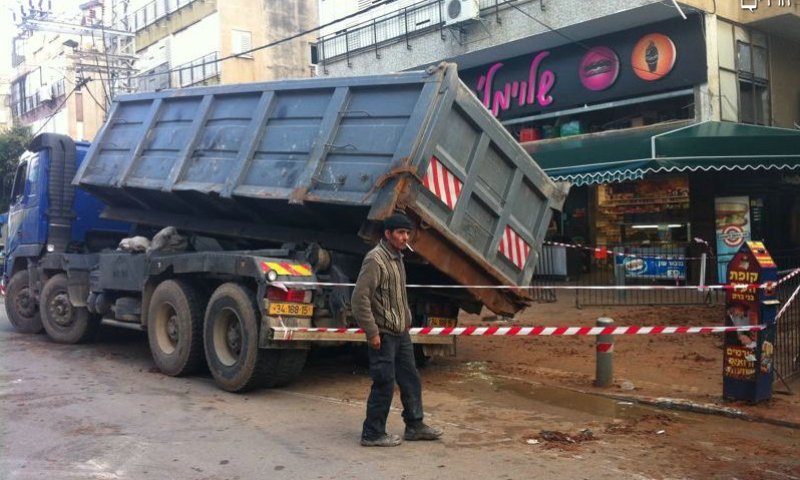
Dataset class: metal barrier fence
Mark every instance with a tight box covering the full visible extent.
[532,243,723,307]
[776,266,800,382]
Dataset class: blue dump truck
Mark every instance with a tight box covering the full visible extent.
[3,64,567,392]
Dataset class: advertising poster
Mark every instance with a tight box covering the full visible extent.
[715,196,751,281]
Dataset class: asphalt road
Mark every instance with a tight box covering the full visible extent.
[4,307,799,480]
[0,308,657,480]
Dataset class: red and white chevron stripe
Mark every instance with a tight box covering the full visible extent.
[499,225,531,270]
[273,324,765,339]
[422,156,462,210]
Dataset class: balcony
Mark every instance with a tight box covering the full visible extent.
[176,52,220,87]
[316,0,511,66]
[128,0,203,32]
[10,78,67,120]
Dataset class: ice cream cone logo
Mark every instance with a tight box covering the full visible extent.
[632,33,676,81]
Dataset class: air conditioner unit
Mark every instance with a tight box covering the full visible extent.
[37,84,54,103]
[444,0,480,26]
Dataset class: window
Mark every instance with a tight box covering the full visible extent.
[736,39,770,125]
[26,157,39,198]
[10,161,28,204]
[232,30,253,58]
[717,22,771,125]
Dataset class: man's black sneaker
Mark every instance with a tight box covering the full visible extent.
[360,433,403,447]
[404,423,443,441]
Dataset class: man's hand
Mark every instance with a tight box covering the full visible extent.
[369,334,381,350]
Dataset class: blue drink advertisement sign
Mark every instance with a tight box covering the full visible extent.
[615,255,686,280]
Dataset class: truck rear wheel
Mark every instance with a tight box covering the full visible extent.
[204,283,307,392]
[5,270,43,334]
[40,273,99,343]
[204,283,269,392]
[148,280,205,377]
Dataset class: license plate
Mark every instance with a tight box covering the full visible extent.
[268,302,314,317]
[428,316,457,327]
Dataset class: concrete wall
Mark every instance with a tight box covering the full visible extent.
[215,0,317,84]
[260,0,318,80]
[682,0,798,23]
[769,34,800,128]
[171,14,221,67]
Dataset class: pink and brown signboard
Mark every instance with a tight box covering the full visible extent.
[459,16,706,120]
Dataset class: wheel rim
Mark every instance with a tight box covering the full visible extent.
[213,307,243,367]
[49,292,74,327]
[154,301,179,355]
[15,287,37,317]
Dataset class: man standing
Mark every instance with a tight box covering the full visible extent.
[351,213,443,447]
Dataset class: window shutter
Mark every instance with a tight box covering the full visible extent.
[232,30,253,58]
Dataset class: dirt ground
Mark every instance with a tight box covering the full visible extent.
[423,293,800,479]
[455,294,800,420]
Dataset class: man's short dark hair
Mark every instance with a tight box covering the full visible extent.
[383,213,413,232]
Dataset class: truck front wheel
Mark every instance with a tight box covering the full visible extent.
[148,280,205,377]
[40,273,99,343]
[204,283,268,393]
[5,270,43,334]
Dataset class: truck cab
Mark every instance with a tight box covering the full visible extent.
[4,134,131,333]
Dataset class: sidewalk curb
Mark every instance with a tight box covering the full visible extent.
[491,372,800,430]
[586,391,800,430]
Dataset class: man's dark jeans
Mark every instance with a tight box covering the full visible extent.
[362,331,423,440]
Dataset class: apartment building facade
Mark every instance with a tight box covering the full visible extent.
[131,0,318,92]
[9,2,113,141]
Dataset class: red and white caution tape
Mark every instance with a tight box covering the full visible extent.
[777,268,800,287]
[273,324,765,339]
[273,267,800,292]
[274,280,773,291]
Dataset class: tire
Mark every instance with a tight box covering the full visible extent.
[204,283,269,393]
[5,270,43,334]
[40,273,100,344]
[147,280,205,377]
[203,283,307,392]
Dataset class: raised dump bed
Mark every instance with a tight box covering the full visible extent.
[76,63,567,315]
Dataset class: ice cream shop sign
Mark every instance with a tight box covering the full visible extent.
[460,16,706,120]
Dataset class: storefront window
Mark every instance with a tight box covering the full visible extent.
[596,177,690,247]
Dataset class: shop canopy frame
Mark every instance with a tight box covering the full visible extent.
[523,121,800,186]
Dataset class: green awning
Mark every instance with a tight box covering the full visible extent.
[523,121,800,186]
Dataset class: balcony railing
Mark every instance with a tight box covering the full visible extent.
[316,0,521,66]
[10,78,67,119]
[127,0,201,32]
[176,52,219,87]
